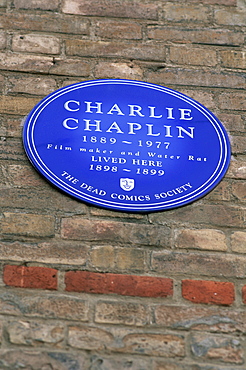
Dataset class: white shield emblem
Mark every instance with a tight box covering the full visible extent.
[120,178,135,191]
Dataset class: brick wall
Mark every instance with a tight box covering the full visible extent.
[0,0,245,368]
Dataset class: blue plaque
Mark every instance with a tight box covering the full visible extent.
[23,79,231,212]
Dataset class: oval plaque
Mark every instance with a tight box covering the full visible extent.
[23,79,231,212]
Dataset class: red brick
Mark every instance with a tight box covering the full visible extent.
[242,286,246,304]
[3,265,58,290]
[182,279,235,305]
[65,271,173,298]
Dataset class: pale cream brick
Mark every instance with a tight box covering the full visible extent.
[175,229,227,251]
[7,76,56,95]
[0,213,55,237]
[12,34,60,55]
[231,232,246,253]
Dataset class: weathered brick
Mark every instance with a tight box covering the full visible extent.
[0,240,88,265]
[65,271,173,298]
[0,96,39,115]
[192,0,236,4]
[0,351,86,369]
[164,4,210,23]
[0,139,25,161]
[0,52,54,73]
[62,0,159,20]
[218,92,246,111]
[205,180,231,201]
[227,159,246,179]
[147,27,244,46]
[175,229,227,251]
[0,12,89,35]
[151,251,246,278]
[116,248,146,271]
[0,31,6,49]
[231,136,246,154]
[0,212,55,237]
[220,50,246,69]
[65,39,166,61]
[154,305,246,333]
[3,265,58,290]
[0,290,89,321]
[12,33,60,55]
[154,362,184,370]
[68,326,114,350]
[121,333,185,357]
[0,74,5,92]
[232,181,246,202]
[7,76,56,96]
[49,58,91,77]
[14,0,59,10]
[149,203,245,228]
[0,163,44,188]
[215,9,246,26]
[146,68,245,89]
[90,245,115,269]
[95,301,149,326]
[90,355,151,370]
[0,181,88,211]
[95,61,143,80]
[61,217,170,246]
[96,20,142,40]
[169,46,217,67]
[182,279,235,305]
[0,53,91,78]
[218,113,245,132]
[231,231,246,253]
[179,89,216,110]
[190,333,243,364]
[7,320,64,346]
[90,246,146,271]
[242,285,246,304]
